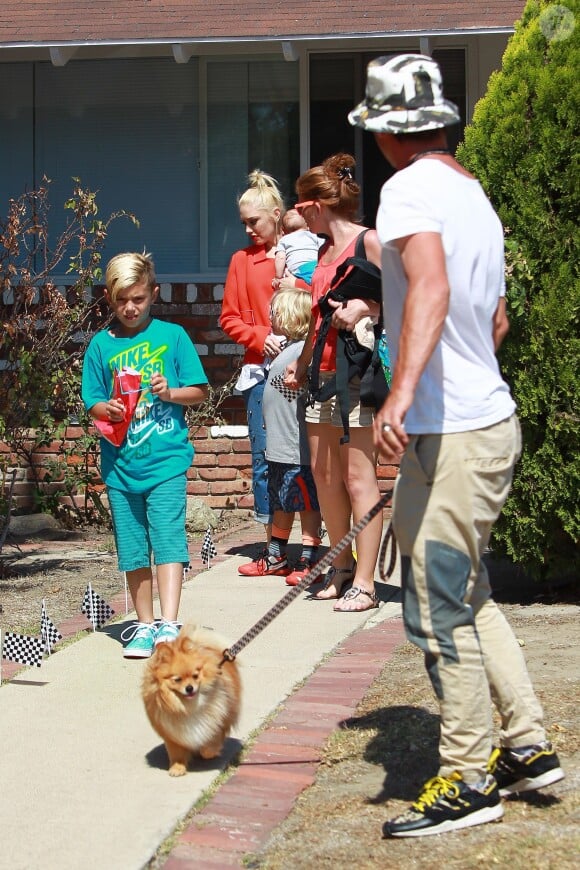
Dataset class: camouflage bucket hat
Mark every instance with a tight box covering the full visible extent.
[348,54,460,134]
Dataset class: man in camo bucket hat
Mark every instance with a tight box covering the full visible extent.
[348,53,460,133]
[350,54,565,839]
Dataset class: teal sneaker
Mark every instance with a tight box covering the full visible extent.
[154,620,181,646]
[121,622,157,659]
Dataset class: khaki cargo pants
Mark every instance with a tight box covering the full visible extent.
[393,414,545,783]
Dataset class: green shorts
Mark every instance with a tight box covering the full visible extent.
[107,474,189,572]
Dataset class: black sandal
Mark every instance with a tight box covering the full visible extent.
[311,563,355,601]
[333,585,379,612]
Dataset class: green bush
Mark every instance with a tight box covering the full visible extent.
[457,0,579,579]
[0,179,137,526]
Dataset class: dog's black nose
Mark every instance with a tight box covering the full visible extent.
[185,684,194,695]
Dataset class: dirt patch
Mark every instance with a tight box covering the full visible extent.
[252,595,580,869]
[0,511,252,635]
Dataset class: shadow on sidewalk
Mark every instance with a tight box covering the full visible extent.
[145,735,243,773]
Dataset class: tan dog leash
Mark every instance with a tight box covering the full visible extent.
[221,491,396,663]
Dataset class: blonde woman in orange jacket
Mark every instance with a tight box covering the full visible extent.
[220,170,308,571]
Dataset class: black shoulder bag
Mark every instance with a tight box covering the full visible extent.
[308,230,389,443]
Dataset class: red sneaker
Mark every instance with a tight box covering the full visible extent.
[238,552,290,577]
[285,558,317,586]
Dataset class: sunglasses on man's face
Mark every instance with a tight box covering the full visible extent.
[294,200,316,216]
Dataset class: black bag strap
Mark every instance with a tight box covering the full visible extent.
[329,231,382,308]
[308,230,381,442]
[335,331,353,444]
[309,308,333,401]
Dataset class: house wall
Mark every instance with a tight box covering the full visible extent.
[0,279,399,517]
[0,33,512,517]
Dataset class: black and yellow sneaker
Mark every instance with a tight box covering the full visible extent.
[382,772,503,838]
[488,741,564,796]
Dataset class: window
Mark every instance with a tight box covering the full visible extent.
[310,50,466,227]
[0,64,34,204]
[0,57,299,277]
[34,58,200,276]
[206,59,299,270]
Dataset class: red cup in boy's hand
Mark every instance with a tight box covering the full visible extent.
[93,367,142,446]
[107,397,126,421]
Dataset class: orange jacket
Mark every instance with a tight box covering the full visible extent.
[220,245,276,365]
[220,245,308,365]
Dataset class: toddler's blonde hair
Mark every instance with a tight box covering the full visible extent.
[105,252,156,302]
[270,289,312,341]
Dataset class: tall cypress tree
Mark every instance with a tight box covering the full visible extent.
[457,0,579,579]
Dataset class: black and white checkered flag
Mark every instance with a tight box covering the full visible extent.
[2,631,44,668]
[200,527,217,566]
[41,600,62,654]
[81,583,115,630]
[269,373,306,403]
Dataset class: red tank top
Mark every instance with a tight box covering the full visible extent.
[311,234,359,371]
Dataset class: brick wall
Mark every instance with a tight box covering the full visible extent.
[0,280,397,514]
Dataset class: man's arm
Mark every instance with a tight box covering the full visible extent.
[374,231,450,459]
[492,296,510,350]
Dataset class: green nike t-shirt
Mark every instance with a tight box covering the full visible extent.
[81,318,208,493]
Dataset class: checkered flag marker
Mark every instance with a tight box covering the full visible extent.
[81,583,115,631]
[269,374,305,403]
[200,527,217,568]
[41,599,62,655]
[2,630,44,668]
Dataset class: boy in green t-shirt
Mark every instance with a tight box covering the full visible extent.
[82,252,208,658]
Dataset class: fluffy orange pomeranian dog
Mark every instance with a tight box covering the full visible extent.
[142,625,241,776]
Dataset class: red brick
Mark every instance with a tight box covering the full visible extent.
[188,481,211,495]
[164,844,242,868]
[233,763,317,785]
[253,725,331,746]
[217,453,251,468]
[179,821,263,851]
[210,480,250,495]
[194,439,232,454]
[192,453,218,467]
[246,744,322,764]
[198,467,238,482]
[197,805,288,827]
[203,495,242,509]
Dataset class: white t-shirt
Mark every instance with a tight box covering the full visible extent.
[276,229,323,274]
[376,159,515,434]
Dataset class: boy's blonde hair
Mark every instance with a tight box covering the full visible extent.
[105,252,156,301]
[270,289,312,341]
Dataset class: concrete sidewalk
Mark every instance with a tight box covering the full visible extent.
[0,523,402,870]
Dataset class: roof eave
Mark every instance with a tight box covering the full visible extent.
[0,27,516,53]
